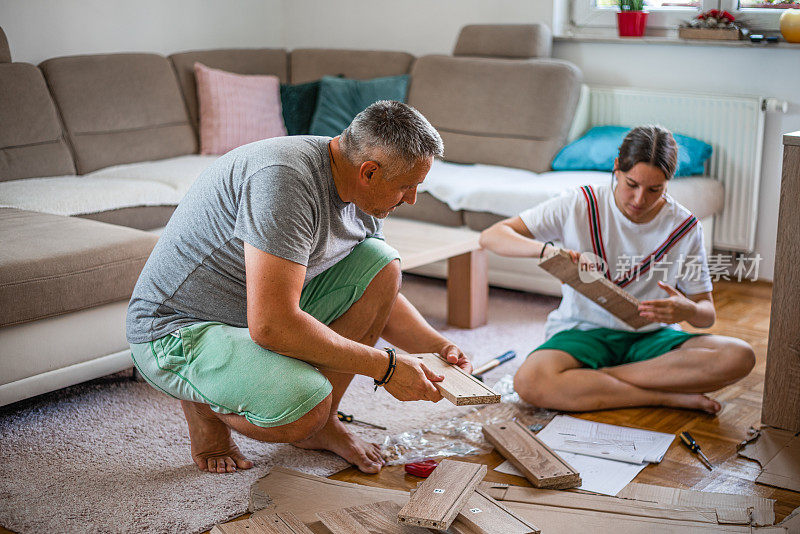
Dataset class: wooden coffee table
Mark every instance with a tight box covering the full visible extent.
[382,218,487,328]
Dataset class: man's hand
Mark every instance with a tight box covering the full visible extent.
[437,343,473,374]
[383,353,444,402]
[638,281,698,324]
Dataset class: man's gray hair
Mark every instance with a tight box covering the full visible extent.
[340,100,444,177]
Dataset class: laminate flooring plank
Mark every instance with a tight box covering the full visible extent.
[414,353,500,406]
[398,459,487,530]
[483,420,581,489]
[318,501,432,534]
[211,512,313,534]
[450,489,540,534]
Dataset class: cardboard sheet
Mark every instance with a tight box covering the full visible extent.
[738,426,800,492]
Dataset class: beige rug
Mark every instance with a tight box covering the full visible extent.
[0,275,558,534]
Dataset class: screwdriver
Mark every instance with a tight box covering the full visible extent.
[337,410,387,430]
[679,431,713,470]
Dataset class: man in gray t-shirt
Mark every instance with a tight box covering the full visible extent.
[127,101,471,475]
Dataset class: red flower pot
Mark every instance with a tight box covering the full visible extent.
[617,11,649,37]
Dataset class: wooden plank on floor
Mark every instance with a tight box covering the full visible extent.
[538,249,651,329]
[318,500,432,534]
[483,420,581,489]
[397,459,487,530]
[450,489,540,534]
[414,353,500,406]
[211,512,312,534]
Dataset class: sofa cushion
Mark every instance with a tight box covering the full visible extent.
[453,24,552,59]
[281,80,321,135]
[194,63,287,155]
[0,175,180,216]
[417,160,724,228]
[408,55,581,173]
[0,27,10,63]
[309,74,409,137]
[0,208,158,327]
[0,63,76,181]
[84,154,217,196]
[39,53,197,174]
[78,206,177,230]
[289,49,414,84]
[169,48,289,130]
[391,192,464,227]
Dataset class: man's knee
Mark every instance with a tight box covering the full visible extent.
[270,393,331,443]
[368,259,401,299]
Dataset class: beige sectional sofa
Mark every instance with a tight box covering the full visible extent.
[0,24,722,406]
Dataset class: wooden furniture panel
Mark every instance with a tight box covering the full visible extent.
[538,249,651,329]
[211,512,312,534]
[318,501,432,534]
[763,131,800,432]
[397,459,487,530]
[448,249,488,328]
[483,420,581,489]
[414,353,500,405]
[450,489,540,534]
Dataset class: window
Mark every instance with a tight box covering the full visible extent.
[572,0,793,32]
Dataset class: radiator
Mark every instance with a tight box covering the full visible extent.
[569,86,766,253]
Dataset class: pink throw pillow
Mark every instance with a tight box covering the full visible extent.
[194,62,287,155]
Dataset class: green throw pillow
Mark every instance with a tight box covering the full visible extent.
[308,74,410,137]
[280,80,320,136]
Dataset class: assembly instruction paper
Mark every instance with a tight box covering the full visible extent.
[494,416,675,496]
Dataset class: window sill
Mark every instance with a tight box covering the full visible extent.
[554,31,800,49]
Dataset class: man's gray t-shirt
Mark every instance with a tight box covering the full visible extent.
[126,136,383,344]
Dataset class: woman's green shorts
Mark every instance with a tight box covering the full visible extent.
[531,327,704,369]
[130,237,399,428]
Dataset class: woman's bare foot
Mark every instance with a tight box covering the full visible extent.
[665,392,722,414]
[180,400,254,474]
[292,417,385,474]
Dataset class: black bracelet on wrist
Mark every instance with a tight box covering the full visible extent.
[539,241,555,259]
[374,347,397,391]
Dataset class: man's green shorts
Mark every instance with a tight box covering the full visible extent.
[130,237,399,428]
[531,327,704,369]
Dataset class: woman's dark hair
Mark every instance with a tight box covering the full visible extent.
[616,125,679,180]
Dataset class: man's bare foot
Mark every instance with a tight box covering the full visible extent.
[292,417,385,474]
[181,400,254,474]
[666,392,722,414]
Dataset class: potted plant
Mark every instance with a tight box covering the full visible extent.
[617,0,648,37]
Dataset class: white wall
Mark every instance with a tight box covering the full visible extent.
[1,0,793,279]
[0,0,285,65]
[281,0,553,55]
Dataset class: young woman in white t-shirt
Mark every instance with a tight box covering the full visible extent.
[480,125,754,414]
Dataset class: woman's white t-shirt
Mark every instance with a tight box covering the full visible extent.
[519,184,713,340]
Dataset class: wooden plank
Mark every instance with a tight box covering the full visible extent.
[397,459,487,530]
[414,353,500,406]
[482,420,581,489]
[211,512,313,534]
[318,500,432,534]
[450,489,540,534]
[538,249,651,329]
[447,249,488,328]
[763,140,800,432]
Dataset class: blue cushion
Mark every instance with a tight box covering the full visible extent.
[551,126,713,177]
[280,80,320,136]
[308,74,410,138]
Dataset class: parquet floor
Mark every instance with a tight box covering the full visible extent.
[2,280,797,534]
[331,280,800,522]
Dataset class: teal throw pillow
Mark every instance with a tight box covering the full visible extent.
[308,74,410,137]
[551,125,713,177]
[280,80,320,136]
